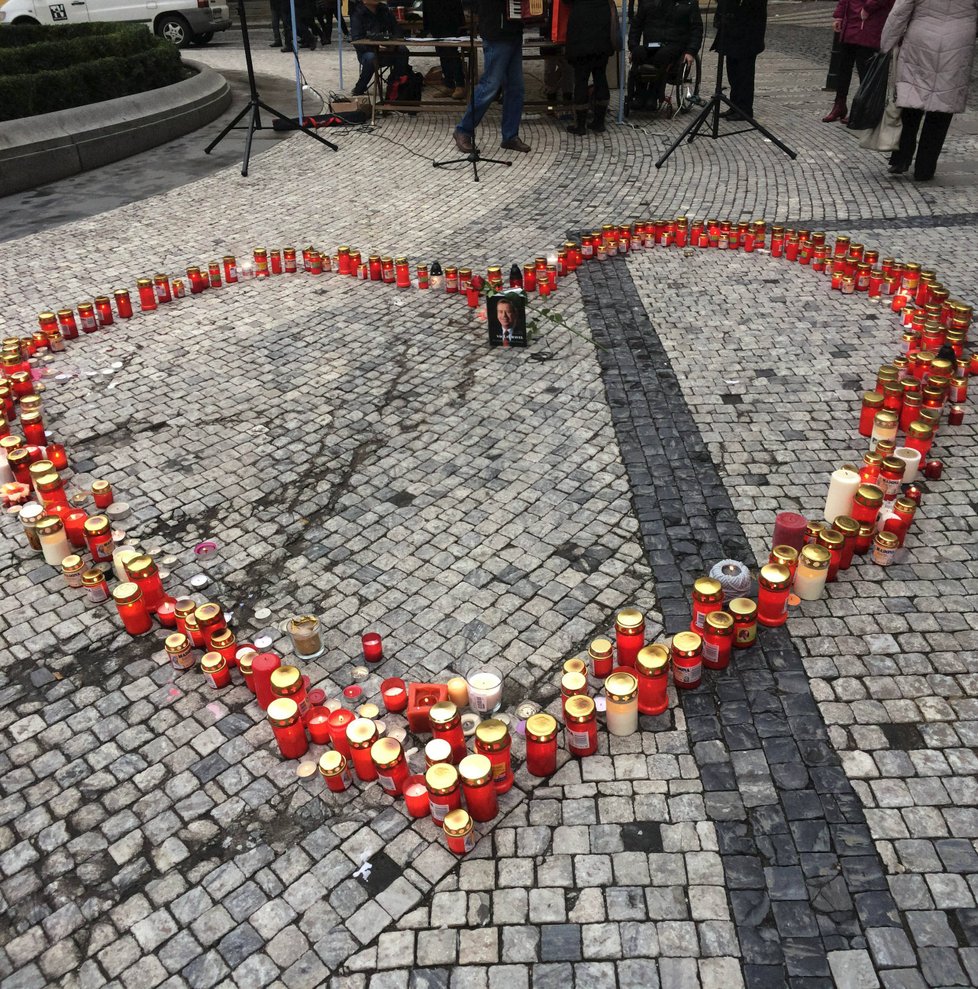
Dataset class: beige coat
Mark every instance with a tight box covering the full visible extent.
[881,0,978,113]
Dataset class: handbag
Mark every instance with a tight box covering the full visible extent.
[858,48,902,152]
[847,50,891,131]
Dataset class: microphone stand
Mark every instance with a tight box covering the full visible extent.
[655,5,795,169]
[205,0,338,177]
[432,8,512,182]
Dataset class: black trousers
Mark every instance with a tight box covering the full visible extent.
[633,43,683,103]
[572,56,611,111]
[726,54,757,116]
[270,0,284,41]
[835,42,875,102]
[439,48,465,88]
[891,107,953,180]
[353,47,410,95]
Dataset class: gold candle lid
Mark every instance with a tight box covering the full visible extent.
[319,750,347,777]
[81,569,106,586]
[692,577,723,599]
[759,563,792,589]
[636,644,670,673]
[62,554,84,573]
[270,666,302,691]
[560,671,587,694]
[346,717,377,747]
[800,544,831,569]
[727,599,757,618]
[195,602,222,625]
[771,545,798,566]
[564,695,596,722]
[562,658,587,676]
[370,737,403,768]
[671,630,703,654]
[112,581,141,604]
[705,611,735,633]
[833,516,859,537]
[475,719,509,749]
[429,701,459,726]
[425,738,452,764]
[525,713,558,742]
[588,637,613,659]
[201,652,226,673]
[604,671,638,702]
[164,632,190,653]
[875,531,899,549]
[267,697,299,725]
[855,483,884,505]
[458,754,492,786]
[615,607,644,630]
[443,808,473,836]
[83,515,110,536]
[425,762,459,793]
[127,554,157,578]
[35,516,64,537]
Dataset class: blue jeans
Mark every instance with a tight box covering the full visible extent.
[457,38,524,142]
[353,47,409,96]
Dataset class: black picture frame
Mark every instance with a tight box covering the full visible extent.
[487,293,527,348]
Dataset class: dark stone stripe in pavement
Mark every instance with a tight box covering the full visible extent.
[576,255,916,989]
[797,211,978,231]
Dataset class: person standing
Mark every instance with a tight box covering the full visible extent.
[712,0,767,120]
[881,0,978,180]
[453,0,530,154]
[424,0,467,99]
[270,0,284,47]
[564,0,618,134]
[822,0,895,122]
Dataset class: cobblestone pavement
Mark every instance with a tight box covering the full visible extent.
[1,12,977,989]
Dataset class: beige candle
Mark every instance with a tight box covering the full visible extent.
[447,676,469,709]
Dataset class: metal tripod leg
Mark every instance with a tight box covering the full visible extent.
[205,100,258,156]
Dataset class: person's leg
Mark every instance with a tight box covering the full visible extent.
[392,45,409,75]
[448,51,465,92]
[833,43,857,102]
[499,40,525,142]
[457,39,511,137]
[321,3,334,43]
[913,110,953,180]
[568,60,590,133]
[650,44,681,105]
[590,58,610,129]
[890,106,922,170]
[270,0,283,44]
[353,51,377,94]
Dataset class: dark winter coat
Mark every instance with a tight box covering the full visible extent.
[350,1,402,39]
[711,0,766,57]
[566,0,616,60]
[628,0,703,54]
[833,0,895,49]
[477,0,523,41]
[423,0,465,38]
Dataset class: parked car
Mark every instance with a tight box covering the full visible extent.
[0,0,232,47]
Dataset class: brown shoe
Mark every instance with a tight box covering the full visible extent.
[454,129,475,153]
[500,136,530,153]
[451,87,466,100]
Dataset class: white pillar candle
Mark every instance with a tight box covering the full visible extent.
[794,546,830,601]
[893,447,921,483]
[466,669,503,714]
[37,517,71,567]
[0,458,12,485]
[823,467,861,523]
[605,672,639,736]
[112,546,139,583]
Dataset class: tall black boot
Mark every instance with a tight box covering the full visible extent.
[567,111,587,135]
[589,105,607,133]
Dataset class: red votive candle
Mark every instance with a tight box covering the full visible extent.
[92,480,113,510]
[757,564,792,626]
[702,612,734,670]
[525,713,559,777]
[362,631,383,662]
[46,443,68,470]
[268,698,308,759]
[112,583,153,636]
[136,279,156,312]
[403,776,430,817]
[319,750,353,792]
[458,754,498,822]
[588,637,614,679]
[772,511,808,551]
[63,509,88,548]
[371,737,410,796]
[157,598,177,628]
[306,707,331,744]
[636,645,670,714]
[924,459,942,480]
[564,695,598,757]
[430,701,467,764]
[126,555,165,612]
[381,677,408,713]
[474,719,514,793]
[201,652,232,689]
[252,653,282,710]
[615,608,644,668]
[671,631,703,690]
[690,577,724,634]
[328,708,356,758]
[346,718,379,781]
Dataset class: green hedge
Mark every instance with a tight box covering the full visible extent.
[0,25,186,121]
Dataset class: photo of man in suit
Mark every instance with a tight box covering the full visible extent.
[488,295,527,347]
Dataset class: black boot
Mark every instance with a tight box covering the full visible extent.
[567,111,587,135]
[589,106,607,133]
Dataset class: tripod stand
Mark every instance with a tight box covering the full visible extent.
[655,15,795,168]
[432,14,511,183]
[205,0,337,177]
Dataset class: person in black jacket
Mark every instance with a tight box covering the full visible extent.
[711,0,766,119]
[350,0,409,95]
[454,0,530,153]
[628,0,702,109]
[565,0,617,134]
[424,0,467,98]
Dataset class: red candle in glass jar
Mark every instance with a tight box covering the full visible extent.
[403,775,430,817]
[207,262,222,288]
[690,577,724,634]
[268,698,308,759]
[328,708,356,758]
[615,608,644,668]
[458,754,497,822]
[209,627,238,665]
[223,256,238,283]
[636,644,670,713]
[111,289,132,319]
[588,637,614,679]
[63,508,88,548]
[769,545,799,580]
[201,651,232,688]
[319,750,353,792]
[270,250,283,275]
[157,598,177,628]
[306,707,331,743]
[381,676,408,713]
[91,480,113,509]
[525,713,559,777]
[56,309,78,339]
[757,564,792,626]
[729,599,758,649]
[560,671,588,715]
[77,303,98,333]
[444,808,476,855]
[271,665,309,718]
[395,257,411,289]
[833,517,860,570]
[474,719,514,793]
[252,652,282,711]
[346,718,379,781]
[850,484,884,526]
[949,404,965,426]
[136,279,157,312]
[125,555,165,612]
[564,695,598,756]
[362,631,383,662]
[701,612,734,670]
[45,443,68,471]
[83,515,114,563]
[429,701,468,764]
[21,413,46,447]
[426,763,463,824]
[371,737,410,796]
[671,631,703,688]
[112,582,153,636]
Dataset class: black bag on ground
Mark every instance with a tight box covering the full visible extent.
[847,51,891,131]
[386,69,423,103]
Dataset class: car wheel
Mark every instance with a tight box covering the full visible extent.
[12,15,40,23]
[156,15,192,48]
[190,31,214,45]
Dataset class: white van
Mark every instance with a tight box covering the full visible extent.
[0,0,232,47]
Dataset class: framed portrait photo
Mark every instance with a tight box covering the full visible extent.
[487,292,527,348]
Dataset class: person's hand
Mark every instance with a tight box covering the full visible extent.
[683,52,694,65]
[833,17,842,31]
[860,6,868,20]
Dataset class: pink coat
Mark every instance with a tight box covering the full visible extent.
[833,0,896,48]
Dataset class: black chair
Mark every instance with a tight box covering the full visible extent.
[625,52,700,119]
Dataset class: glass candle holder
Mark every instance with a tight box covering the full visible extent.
[288,615,323,659]
[525,713,558,777]
[319,750,352,792]
[702,611,734,670]
[201,652,231,689]
[381,677,408,713]
[564,694,597,756]
[458,754,497,822]
[271,665,309,717]
[36,516,71,567]
[614,608,645,667]
[403,775,430,817]
[362,631,383,662]
[872,531,899,566]
[833,516,860,570]
[126,555,165,612]
[670,632,703,689]
[112,582,153,636]
[443,808,475,855]
[425,738,453,769]
[371,737,410,796]
[430,701,467,764]
[268,698,308,760]
[690,577,724,634]
[794,545,830,600]
[466,666,503,714]
[306,707,331,744]
[474,718,513,793]
[425,763,462,825]
[636,644,670,714]
[728,599,757,649]
[164,632,194,672]
[346,718,379,781]
[604,671,639,735]
[328,708,356,758]
[757,563,792,626]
